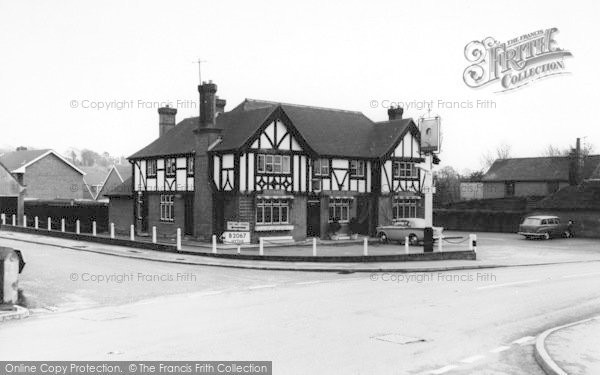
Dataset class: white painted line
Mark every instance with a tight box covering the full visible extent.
[490,346,510,353]
[476,279,540,290]
[460,354,485,364]
[512,336,535,345]
[428,365,458,374]
[200,290,224,296]
[562,272,600,279]
[248,284,277,290]
[296,280,323,285]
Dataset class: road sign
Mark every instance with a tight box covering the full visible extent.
[222,231,250,244]
[227,221,250,231]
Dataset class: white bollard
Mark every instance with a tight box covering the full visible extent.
[1,213,5,225]
[405,236,409,254]
[152,226,157,244]
[363,237,368,256]
[212,234,217,254]
[110,223,115,239]
[312,237,317,256]
[92,221,96,236]
[176,228,182,251]
[259,238,264,256]
[12,214,16,226]
[61,218,65,232]
[47,217,51,231]
[34,216,38,229]
[23,215,27,227]
[76,220,80,234]
[237,245,241,255]
[130,225,134,241]
[437,235,443,252]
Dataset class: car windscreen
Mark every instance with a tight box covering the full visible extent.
[522,218,541,225]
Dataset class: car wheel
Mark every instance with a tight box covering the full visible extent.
[543,232,550,240]
[378,233,388,244]
[409,234,419,246]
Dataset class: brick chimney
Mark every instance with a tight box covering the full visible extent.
[387,106,404,121]
[193,81,223,239]
[216,98,227,116]
[158,106,177,137]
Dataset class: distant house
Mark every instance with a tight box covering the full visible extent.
[0,161,25,224]
[105,176,133,234]
[96,165,132,202]
[81,166,109,199]
[480,155,600,199]
[0,148,86,201]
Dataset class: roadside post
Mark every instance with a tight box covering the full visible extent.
[423,227,433,252]
[152,226,157,244]
[404,236,409,254]
[34,216,38,229]
[1,213,5,225]
[212,235,217,254]
[0,247,22,304]
[12,215,15,226]
[22,215,26,227]
[92,221,96,236]
[363,237,368,256]
[110,223,115,239]
[176,228,181,251]
[437,235,443,252]
[76,220,80,234]
[312,237,317,256]
[47,217,51,231]
[61,218,65,232]
[129,225,134,241]
[259,238,264,256]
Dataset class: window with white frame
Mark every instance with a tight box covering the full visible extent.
[313,158,329,176]
[392,161,419,178]
[160,194,175,222]
[165,158,176,177]
[256,199,289,225]
[256,154,291,174]
[186,156,194,176]
[328,198,351,222]
[392,197,418,219]
[146,160,157,177]
[350,160,365,177]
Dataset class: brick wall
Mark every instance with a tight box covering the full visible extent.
[108,197,133,234]
[146,193,185,238]
[23,153,85,200]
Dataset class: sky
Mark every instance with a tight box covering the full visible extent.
[0,0,598,173]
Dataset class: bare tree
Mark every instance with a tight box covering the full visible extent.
[541,144,568,157]
[481,142,512,169]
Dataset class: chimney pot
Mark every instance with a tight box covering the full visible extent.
[387,106,404,121]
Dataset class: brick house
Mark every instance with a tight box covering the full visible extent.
[0,148,86,201]
[126,82,432,242]
[481,154,600,199]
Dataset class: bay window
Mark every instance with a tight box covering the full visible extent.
[256,199,289,225]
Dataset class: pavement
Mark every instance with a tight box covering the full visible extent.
[1,230,600,272]
[535,315,600,375]
[0,305,29,322]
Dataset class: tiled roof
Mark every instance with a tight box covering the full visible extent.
[129,98,416,159]
[115,165,132,180]
[482,155,600,182]
[537,180,600,210]
[104,177,132,197]
[0,149,50,171]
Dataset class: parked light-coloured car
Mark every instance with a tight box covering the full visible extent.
[376,218,443,245]
[518,215,572,240]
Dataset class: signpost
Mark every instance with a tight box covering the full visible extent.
[222,221,251,245]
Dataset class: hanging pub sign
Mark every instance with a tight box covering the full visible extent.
[418,116,441,153]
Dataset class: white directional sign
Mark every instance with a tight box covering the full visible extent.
[227,221,250,231]
[222,231,250,244]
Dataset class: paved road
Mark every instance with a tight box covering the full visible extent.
[1,236,599,374]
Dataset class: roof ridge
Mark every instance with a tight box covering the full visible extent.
[244,98,363,115]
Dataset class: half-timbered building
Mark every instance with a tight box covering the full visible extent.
[128,82,426,241]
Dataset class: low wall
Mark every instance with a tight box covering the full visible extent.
[434,209,526,233]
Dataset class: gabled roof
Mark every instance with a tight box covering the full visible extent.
[105,176,132,197]
[0,161,23,197]
[0,149,85,175]
[81,166,109,186]
[482,155,600,182]
[96,165,132,200]
[129,98,418,160]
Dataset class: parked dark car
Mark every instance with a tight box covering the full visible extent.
[518,215,572,240]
